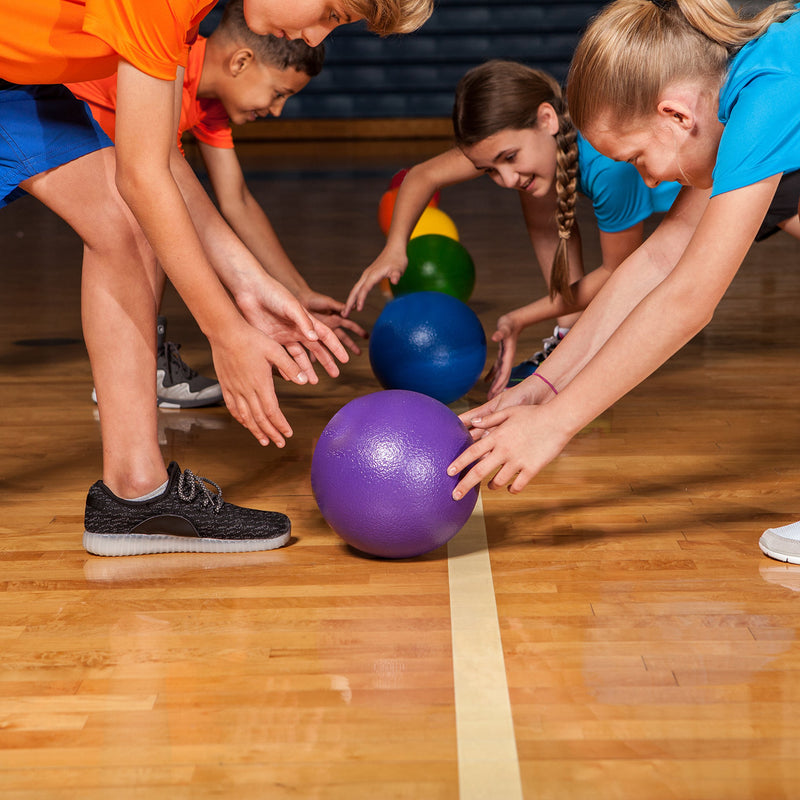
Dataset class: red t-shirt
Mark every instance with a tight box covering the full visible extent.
[69,36,234,149]
[0,0,217,84]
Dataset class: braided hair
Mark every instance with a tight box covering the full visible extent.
[453,60,580,301]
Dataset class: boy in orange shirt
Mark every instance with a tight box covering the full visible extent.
[70,0,367,409]
[0,0,433,556]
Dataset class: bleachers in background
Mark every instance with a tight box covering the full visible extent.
[200,1,607,120]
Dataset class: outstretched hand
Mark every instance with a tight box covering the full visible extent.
[448,400,573,499]
[208,320,304,447]
[300,289,369,355]
[344,247,408,316]
[237,279,350,384]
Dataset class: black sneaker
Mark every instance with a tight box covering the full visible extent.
[83,461,291,556]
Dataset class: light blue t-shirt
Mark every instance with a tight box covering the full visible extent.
[577,133,681,233]
[712,5,800,197]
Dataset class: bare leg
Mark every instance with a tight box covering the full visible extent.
[22,147,167,498]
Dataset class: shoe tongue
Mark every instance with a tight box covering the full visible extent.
[166,461,181,481]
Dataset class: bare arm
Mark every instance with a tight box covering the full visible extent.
[198,142,367,353]
[200,142,310,297]
[113,62,346,444]
[485,219,644,397]
[343,148,480,315]
[449,177,780,497]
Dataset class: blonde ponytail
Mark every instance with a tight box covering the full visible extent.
[567,0,796,132]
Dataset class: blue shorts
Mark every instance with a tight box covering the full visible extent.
[0,81,112,208]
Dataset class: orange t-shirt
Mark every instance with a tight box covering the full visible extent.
[69,36,234,150]
[0,0,217,84]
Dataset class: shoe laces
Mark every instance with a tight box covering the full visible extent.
[532,328,564,363]
[160,341,199,383]
[177,468,224,513]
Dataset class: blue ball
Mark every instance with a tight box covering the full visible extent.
[369,291,487,405]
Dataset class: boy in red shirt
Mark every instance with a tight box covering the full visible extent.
[0,0,433,556]
[71,0,366,409]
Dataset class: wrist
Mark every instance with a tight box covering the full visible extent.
[532,371,558,397]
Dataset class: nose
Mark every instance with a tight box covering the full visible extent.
[299,24,333,47]
[493,165,518,190]
[269,97,287,118]
[643,174,660,189]
[635,166,660,189]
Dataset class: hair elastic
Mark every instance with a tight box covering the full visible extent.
[533,372,558,396]
[650,0,671,9]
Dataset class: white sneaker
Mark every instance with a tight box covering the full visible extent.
[759,520,800,564]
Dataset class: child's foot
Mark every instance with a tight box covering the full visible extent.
[83,461,291,556]
[759,520,800,565]
[506,325,567,387]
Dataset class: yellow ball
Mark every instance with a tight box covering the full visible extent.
[410,207,459,241]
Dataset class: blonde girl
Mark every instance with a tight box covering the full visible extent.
[344,60,679,396]
[447,1,800,565]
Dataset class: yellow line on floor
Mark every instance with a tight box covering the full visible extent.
[448,493,523,800]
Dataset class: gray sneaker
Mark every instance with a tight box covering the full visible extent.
[157,340,223,408]
[83,461,291,556]
[90,316,222,408]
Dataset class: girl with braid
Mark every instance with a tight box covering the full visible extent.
[344,60,679,398]
[447,2,800,565]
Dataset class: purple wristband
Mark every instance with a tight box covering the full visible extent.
[533,372,558,395]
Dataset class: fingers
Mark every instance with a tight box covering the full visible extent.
[222,376,293,448]
[344,275,373,317]
[335,328,361,356]
[284,341,320,384]
[448,436,497,500]
[309,317,350,374]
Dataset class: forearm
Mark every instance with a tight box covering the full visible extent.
[115,156,243,339]
[220,191,310,297]
[168,150,281,302]
[506,266,615,330]
[535,187,707,393]
[384,166,441,251]
[539,180,776,436]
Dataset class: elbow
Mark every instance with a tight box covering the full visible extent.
[666,281,718,341]
[114,162,150,212]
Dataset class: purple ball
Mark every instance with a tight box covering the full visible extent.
[311,390,479,558]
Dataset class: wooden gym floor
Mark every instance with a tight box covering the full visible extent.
[1,137,800,799]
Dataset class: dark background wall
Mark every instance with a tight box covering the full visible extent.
[200,1,608,120]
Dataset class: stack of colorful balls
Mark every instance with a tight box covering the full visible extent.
[370,169,487,406]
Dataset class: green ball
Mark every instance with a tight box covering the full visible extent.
[393,234,476,302]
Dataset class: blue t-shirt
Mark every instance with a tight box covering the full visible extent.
[713,5,800,196]
[577,133,681,232]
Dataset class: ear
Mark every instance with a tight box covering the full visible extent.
[537,102,561,136]
[655,96,695,131]
[228,48,255,78]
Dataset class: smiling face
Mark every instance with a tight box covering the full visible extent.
[243,0,359,46]
[219,61,311,125]
[460,103,561,197]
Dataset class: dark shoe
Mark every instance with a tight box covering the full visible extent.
[83,461,291,556]
[157,340,222,408]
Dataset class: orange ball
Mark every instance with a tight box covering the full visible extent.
[378,185,441,235]
[378,188,399,235]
